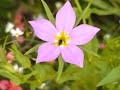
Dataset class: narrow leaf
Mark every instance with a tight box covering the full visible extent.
[0,69,22,85]
[85,0,112,10]
[11,44,31,68]
[24,44,40,55]
[79,46,100,58]
[0,63,16,73]
[41,0,55,25]
[56,55,64,82]
[97,66,120,86]
[34,64,56,82]
[75,0,92,27]
[3,36,8,49]
[0,45,7,63]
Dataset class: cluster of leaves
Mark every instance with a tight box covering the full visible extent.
[0,0,120,90]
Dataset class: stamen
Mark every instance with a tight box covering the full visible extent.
[60,45,64,48]
[67,40,70,44]
[56,33,60,37]
[54,31,70,47]
[54,40,58,42]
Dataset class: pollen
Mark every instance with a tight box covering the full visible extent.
[54,31,70,47]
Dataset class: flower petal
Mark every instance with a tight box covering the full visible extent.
[56,1,76,33]
[61,45,84,68]
[36,43,60,63]
[70,24,100,45]
[29,19,57,42]
[5,22,14,33]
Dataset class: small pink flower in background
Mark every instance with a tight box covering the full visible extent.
[16,23,24,31]
[6,52,14,63]
[14,14,25,43]
[9,81,22,90]
[17,35,25,44]
[0,80,22,90]
[15,14,24,31]
[0,49,14,63]
[15,14,22,23]
[29,1,100,67]
[0,80,9,90]
[99,43,105,49]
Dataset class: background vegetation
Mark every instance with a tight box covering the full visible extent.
[0,0,120,90]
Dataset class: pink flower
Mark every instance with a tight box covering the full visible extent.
[99,43,105,49]
[29,1,100,67]
[6,52,14,63]
[17,35,25,44]
[9,81,22,90]
[16,23,24,31]
[15,14,24,31]
[0,80,22,90]
[0,80,9,90]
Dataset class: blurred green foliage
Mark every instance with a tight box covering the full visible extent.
[0,0,120,90]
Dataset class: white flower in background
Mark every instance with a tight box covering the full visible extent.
[18,67,24,73]
[5,22,24,37]
[5,22,14,33]
[104,34,111,39]
[33,13,44,19]
[13,63,24,73]
[55,2,62,9]
[38,83,46,89]
[13,63,19,71]
[11,28,24,37]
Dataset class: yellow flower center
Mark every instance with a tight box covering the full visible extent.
[54,31,70,47]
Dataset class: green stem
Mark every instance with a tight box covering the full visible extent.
[74,0,92,26]
[3,36,8,49]
[74,0,87,24]
[56,55,64,82]
[74,0,82,13]
[83,18,86,24]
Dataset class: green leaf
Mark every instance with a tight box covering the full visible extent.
[97,66,120,86]
[11,44,31,68]
[29,81,42,90]
[75,0,92,27]
[56,55,64,82]
[41,0,55,25]
[0,63,16,73]
[91,8,120,16]
[24,44,40,55]
[58,64,82,83]
[85,37,99,53]
[3,36,8,49]
[85,0,112,10]
[34,64,56,83]
[23,71,37,81]
[0,0,16,8]
[74,0,82,13]
[0,69,22,85]
[80,37,100,59]
[79,46,100,58]
[0,45,7,63]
